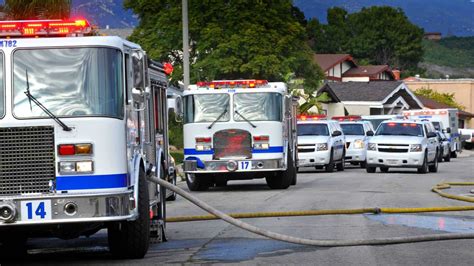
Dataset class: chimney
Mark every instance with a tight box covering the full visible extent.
[392,69,401,80]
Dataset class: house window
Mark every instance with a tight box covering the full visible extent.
[370,108,382,115]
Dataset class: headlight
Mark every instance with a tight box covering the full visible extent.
[316,143,328,151]
[59,160,94,174]
[353,139,365,149]
[410,144,423,152]
[368,143,377,151]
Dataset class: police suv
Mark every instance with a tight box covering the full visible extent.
[333,116,375,168]
[297,115,345,172]
[366,120,439,173]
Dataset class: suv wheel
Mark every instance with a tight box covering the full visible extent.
[380,167,389,173]
[429,152,439,173]
[417,152,429,174]
[444,149,451,162]
[366,166,376,173]
[325,149,335,172]
[437,148,443,162]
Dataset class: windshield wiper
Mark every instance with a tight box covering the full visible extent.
[235,110,257,128]
[208,108,228,129]
[24,69,72,132]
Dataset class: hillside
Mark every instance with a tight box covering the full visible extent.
[422,37,474,78]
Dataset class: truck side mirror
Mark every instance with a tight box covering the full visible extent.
[366,131,374,136]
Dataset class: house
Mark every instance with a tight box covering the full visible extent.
[424,32,442,41]
[318,81,423,116]
[313,54,397,82]
[404,77,474,128]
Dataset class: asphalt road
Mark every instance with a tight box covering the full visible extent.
[4,155,474,265]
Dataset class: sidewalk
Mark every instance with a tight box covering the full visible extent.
[458,149,474,158]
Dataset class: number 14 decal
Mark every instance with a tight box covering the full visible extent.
[21,200,52,221]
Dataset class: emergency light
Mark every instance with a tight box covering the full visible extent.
[297,114,327,121]
[196,80,268,89]
[332,115,361,121]
[0,19,91,37]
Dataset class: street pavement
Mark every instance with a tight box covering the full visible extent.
[3,155,474,265]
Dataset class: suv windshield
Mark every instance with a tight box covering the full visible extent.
[184,94,229,123]
[297,124,329,136]
[0,53,3,118]
[13,48,123,119]
[234,92,282,122]
[376,123,424,137]
[341,124,365,135]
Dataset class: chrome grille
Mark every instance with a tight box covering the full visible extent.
[0,126,55,195]
[213,129,252,159]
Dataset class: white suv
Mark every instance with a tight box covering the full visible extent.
[366,120,439,173]
[297,117,346,172]
[338,120,375,168]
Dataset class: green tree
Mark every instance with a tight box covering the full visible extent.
[414,88,465,110]
[307,6,424,72]
[125,0,324,94]
[1,0,71,19]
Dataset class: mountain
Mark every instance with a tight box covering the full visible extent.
[294,0,474,37]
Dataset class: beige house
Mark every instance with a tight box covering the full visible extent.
[404,78,474,128]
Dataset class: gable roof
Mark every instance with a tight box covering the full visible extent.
[343,65,394,79]
[319,81,404,102]
[313,54,356,72]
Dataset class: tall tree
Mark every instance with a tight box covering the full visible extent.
[125,0,324,93]
[1,0,71,19]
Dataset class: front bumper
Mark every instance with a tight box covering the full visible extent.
[345,148,366,162]
[297,150,331,167]
[0,191,134,226]
[367,150,424,168]
[183,158,285,173]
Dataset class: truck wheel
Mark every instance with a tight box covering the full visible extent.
[214,175,228,187]
[266,152,294,189]
[108,167,150,259]
[417,152,429,174]
[325,150,335,172]
[429,152,439,173]
[186,173,210,191]
[366,166,376,173]
[166,170,177,201]
[380,167,389,173]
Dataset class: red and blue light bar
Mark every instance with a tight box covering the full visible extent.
[297,114,327,121]
[332,115,361,121]
[197,80,268,89]
[0,19,91,37]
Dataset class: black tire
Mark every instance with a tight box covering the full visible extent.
[108,167,150,259]
[214,175,228,187]
[266,152,294,189]
[325,150,335,172]
[444,150,451,162]
[360,161,367,168]
[336,157,345,171]
[166,170,177,201]
[186,173,210,191]
[380,167,389,173]
[437,148,443,162]
[417,152,429,174]
[315,166,324,170]
[429,152,439,173]
[451,151,457,158]
[366,166,376,173]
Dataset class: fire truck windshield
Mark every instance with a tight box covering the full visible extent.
[233,92,282,122]
[12,47,124,119]
[184,94,230,123]
[0,53,4,118]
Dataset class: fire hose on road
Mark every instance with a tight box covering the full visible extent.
[150,175,474,247]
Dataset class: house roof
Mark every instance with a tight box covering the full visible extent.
[319,81,404,102]
[313,54,356,72]
[342,65,394,79]
[416,95,474,118]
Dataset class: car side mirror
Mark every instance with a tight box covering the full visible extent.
[332,130,342,137]
[446,127,451,133]
[427,132,437,138]
[366,131,374,136]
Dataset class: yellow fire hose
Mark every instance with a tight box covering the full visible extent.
[166,182,474,223]
[150,175,474,246]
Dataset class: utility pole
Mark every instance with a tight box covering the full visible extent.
[182,0,190,90]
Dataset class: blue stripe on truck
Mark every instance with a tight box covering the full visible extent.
[184,146,284,155]
[56,173,128,190]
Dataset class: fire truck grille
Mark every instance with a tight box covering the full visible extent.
[213,129,252,159]
[0,126,55,195]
